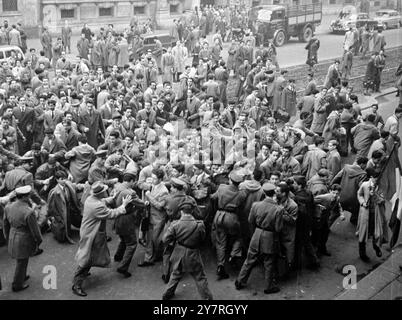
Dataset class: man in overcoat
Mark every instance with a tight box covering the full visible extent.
[72,182,132,296]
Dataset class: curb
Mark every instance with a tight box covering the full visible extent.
[360,87,398,111]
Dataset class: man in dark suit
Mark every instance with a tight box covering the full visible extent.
[186,88,202,129]
[43,99,63,131]
[78,98,105,149]
[3,185,42,292]
[13,96,34,155]
[41,127,67,162]
[220,100,238,129]
[113,172,148,278]
[136,101,156,129]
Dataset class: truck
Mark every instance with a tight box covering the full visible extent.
[249,3,322,47]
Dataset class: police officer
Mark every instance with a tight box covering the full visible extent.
[162,178,200,283]
[211,171,247,280]
[235,183,284,294]
[162,197,213,300]
[3,185,42,292]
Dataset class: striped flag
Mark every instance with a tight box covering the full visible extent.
[388,167,402,248]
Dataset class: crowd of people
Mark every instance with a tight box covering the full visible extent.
[0,5,401,300]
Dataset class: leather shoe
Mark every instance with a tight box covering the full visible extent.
[162,274,170,284]
[399,265,402,272]
[117,269,132,278]
[106,236,112,242]
[217,266,229,280]
[34,248,44,256]
[162,292,175,300]
[72,285,87,297]
[264,287,280,294]
[234,280,245,290]
[12,284,29,292]
[137,261,154,267]
[24,275,30,281]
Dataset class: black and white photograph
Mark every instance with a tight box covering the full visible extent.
[0,0,401,307]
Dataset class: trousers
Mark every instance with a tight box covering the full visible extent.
[237,244,278,290]
[73,265,91,288]
[12,258,29,290]
[214,226,242,267]
[114,233,137,272]
[163,260,213,300]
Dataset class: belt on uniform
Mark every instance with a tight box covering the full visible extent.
[178,242,197,250]
[256,226,274,232]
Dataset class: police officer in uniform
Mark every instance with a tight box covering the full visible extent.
[235,183,284,294]
[3,185,42,292]
[162,197,213,300]
[211,171,247,280]
[162,177,200,283]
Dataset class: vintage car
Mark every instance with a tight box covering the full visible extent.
[373,9,402,30]
[141,34,175,53]
[0,45,25,63]
[330,6,379,33]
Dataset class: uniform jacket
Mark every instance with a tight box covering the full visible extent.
[3,199,42,259]
[248,197,284,254]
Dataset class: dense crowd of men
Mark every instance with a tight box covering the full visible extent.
[0,4,401,300]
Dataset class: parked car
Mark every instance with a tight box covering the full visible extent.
[0,45,25,63]
[330,6,379,33]
[141,34,175,53]
[373,9,402,30]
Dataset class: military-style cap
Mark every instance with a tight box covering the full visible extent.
[112,113,122,120]
[229,171,244,183]
[318,169,330,177]
[71,99,80,106]
[171,177,187,188]
[15,185,32,195]
[178,197,196,212]
[262,183,276,192]
[20,156,34,162]
[95,150,108,158]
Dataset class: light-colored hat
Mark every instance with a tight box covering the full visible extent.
[15,185,32,195]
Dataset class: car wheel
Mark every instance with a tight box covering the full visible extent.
[274,30,286,47]
[299,25,313,42]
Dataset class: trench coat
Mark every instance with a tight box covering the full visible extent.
[356,181,388,246]
[3,199,42,259]
[78,110,105,149]
[75,195,126,268]
[65,144,96,183]
[272,75,286,112]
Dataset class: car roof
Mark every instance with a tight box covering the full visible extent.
[0,45,23,50]
[252,5,284,11]
[376,9,397,13]
[143,34,170,39]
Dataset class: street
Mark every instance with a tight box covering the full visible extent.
[0,93,399,300]
[24,14,402,69]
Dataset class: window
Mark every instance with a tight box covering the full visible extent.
[374,1,380,6]
[344,0,353,4]
[312,0,319,3]
[329,0,336,4]
[61,9,75,19]
[2,0,18,11]
[292,0,299,4]
[134,5,145,15]
[0,52,4,60]
[99,7,113,17]
[170,4,179,14]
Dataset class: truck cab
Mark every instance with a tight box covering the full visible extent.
[250,3,322,47]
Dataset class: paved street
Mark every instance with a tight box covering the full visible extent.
[0,92,399,300]
[24,14,402,69]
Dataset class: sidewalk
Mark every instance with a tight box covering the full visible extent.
[336,245,402,300]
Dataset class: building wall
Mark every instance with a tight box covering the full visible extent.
[0,0,40,35]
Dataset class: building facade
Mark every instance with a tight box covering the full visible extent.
[0,0,200,35]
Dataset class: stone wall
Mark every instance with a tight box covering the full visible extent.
[0,0,40,36]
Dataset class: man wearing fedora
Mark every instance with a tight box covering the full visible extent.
[162,197,213,300]
[210,171,247,280]
[73,181,132,297]
[3,185,42,292]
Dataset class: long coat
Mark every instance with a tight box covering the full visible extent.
[322,111,341,143]
[13,106,35,155]
[272,75,286,112]
[3,199,42,259]
[310,96,329,134]
[324,64,340,89]
[117,39,129,68]
[79,110,105,149]
[356,181,388,246]
[162,53,175,83]
[281,86,297,117]
[75,195,126,268]
[48,182,82,242]
[65,144,96,183]
[172,45,188,74]
[77,38,90,60]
